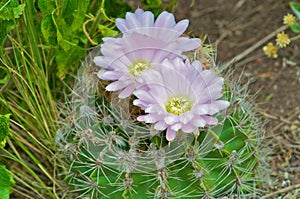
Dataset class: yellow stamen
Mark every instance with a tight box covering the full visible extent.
[129,61,151,77]
[165,96,192,115]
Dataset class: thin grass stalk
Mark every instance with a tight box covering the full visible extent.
[0,1,63,197]
[1,147,56,198]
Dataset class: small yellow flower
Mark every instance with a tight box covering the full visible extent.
[283,13,296,26]
[263,42,278,58]
[276,31,290,48]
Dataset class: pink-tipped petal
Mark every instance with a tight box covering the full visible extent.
[118,85,135,98]
[154,120,168,130]
[99,70,123,80]
[94,56,108,68]
[125,12,140,30]
[173,19,189,35]
[166,128,176,141]
[133,89,154,105]
[155,12,176,28]
[134,8,144,16]
[171,123,183,131]
[106,81,127,91]
[142,11,154,27]
[164,115,179,125]
[177,37,201,51]
[116,18,128,32]
[202,116,218,125]
[181,124,195,133]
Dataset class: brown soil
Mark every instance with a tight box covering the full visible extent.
[174,0,300,198]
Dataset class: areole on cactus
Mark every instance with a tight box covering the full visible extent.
[56,8,265,199]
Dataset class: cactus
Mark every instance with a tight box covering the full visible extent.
[56,9,265,199]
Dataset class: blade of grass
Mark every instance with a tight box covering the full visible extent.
[1,146,57,198]
[0,1,63,197]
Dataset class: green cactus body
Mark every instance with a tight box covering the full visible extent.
[56,43,264,199]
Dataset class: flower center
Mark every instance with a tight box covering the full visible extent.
[129,61,151,77]
[165,96,192,116]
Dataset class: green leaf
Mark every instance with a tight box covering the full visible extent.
[56,29,79,52]
[55,46,86,79]
[39,0,89,78]
[56,0,89,38]
[41,13,57,45]
[70,0,89,33]
[0,165,15,199]
[0,20,13,45]
[0,0,14,20]
[0,0,24,20]
[141,0,177,14]
[98,24,119,37]
[290,2,300,20]
[61,0,78,26]
[290,22,300,33]
[62,0,78,13]
[0,68,10,84]
[0,114,10,148]
[37,0,55,14]
[0,8,12,21]
[13,3,25,19]
[143,0,163,8]
[104,0,132,18]
[0,1,25,45]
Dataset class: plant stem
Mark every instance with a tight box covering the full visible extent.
[260,182,300,199]
[21,0,43,68]
[90,8,103,38]
[290,33,300,41]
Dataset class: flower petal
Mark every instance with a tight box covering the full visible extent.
[166,128,176,141]
[173,19,189,35]
[137,114,162,123]
[192,116,206,127]
[116,18,128,32]
[171,123,182,131]
[145,104,165,114]
[179,112,194,124]
[131,58,229,141]
[154,120,168,130]
[133,89,153,102]
[118,85,135,98]
[142,11,154,27]
[155,11,176,28]
[133,99,148,109]
[164,115,179,125]
[176,37,201,51]
[99,70,123,80]
[94,56,108,68]
[181,124,195,133]
[106,80,127,91]
[202,115,218,125]
[125,12,141,30]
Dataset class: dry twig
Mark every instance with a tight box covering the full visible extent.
[224,25,288,68]
[271,109,300,132]
[260,182,300,199]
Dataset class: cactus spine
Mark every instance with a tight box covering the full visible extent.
[56,41,265,198]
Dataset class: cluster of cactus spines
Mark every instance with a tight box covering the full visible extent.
[56,38,265,198]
